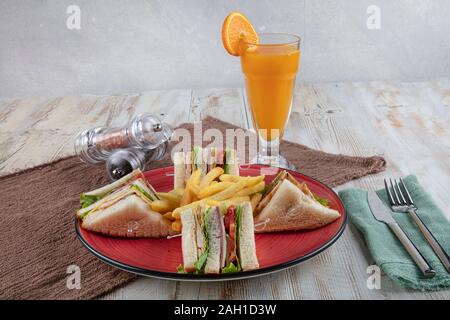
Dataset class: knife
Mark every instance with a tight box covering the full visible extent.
[367,191,436,278]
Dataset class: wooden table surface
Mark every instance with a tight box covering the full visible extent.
[1,79,449,299]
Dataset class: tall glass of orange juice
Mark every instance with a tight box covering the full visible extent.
[240,33,300,168]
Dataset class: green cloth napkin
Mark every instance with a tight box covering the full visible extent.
[338,175,450,291]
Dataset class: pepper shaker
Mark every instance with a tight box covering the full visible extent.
[105,142,169,180]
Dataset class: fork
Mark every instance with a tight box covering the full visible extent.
[385,178,450,272]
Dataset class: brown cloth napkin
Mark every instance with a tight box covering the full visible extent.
[0,116,386,299]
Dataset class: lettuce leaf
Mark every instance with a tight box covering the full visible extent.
[177,264,186,273]
[314,195,329,207]
[131,184,156,201]
[222,262,240,274]
[80,193,103,208]
[258,185,268,195]
[78,210,92,220]
[193,207,211,273]
[194,251,208,272]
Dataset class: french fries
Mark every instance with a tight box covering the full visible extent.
[172,198,220,219]
[219,174,241,182]
[198,181,233,199]
[205,199,221,206]
[235,181,265,197]
[164,165,267,232]
[180,169,202,206]
[171,221,182,232]
[188,169,202,198]
[151,199,179,213]
[179,187,193,207]
[172,188,185,197]
[200,167,224,189]
[157,192,181,204]
[210,180,247,201]
[221,196,250,208]
[172,199,203,219]
[162,212,175,221]
[250,193,263,211]
[243,175,265,187]
[219,174,265,187]
[190,169,202,189]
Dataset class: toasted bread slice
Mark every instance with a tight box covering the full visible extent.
[83,169,144,197]
[238,202,259,271]
[204,207,224,274]
[180,207,198,272]
[253,170,287,216]
[254,180,340,233]
[81,195,174,238]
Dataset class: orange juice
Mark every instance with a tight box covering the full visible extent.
[241,45,300,141]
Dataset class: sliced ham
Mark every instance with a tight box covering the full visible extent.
[224,206,237,264]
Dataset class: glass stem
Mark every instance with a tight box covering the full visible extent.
[258,134,280,166]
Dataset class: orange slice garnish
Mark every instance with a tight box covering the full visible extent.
[221,12,259,56]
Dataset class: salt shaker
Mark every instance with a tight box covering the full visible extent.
[74,114,172,164]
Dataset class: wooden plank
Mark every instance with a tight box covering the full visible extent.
[0,95,116,174]
[0,97,48,133]
[108,90,192,128]
[0,91,193,176]
[283,80,450,299]
[1,81,449,299]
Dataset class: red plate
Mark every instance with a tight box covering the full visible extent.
[76,164,347,281]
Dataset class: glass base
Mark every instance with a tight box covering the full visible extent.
[252,154,297,171]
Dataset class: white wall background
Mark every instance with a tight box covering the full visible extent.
[1,0,450,99]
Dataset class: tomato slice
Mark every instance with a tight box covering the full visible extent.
[228,246,236,263]
[227,226,237,263]
[224,206,237,263]
[224,206,235,232]
[229,221,236,240]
